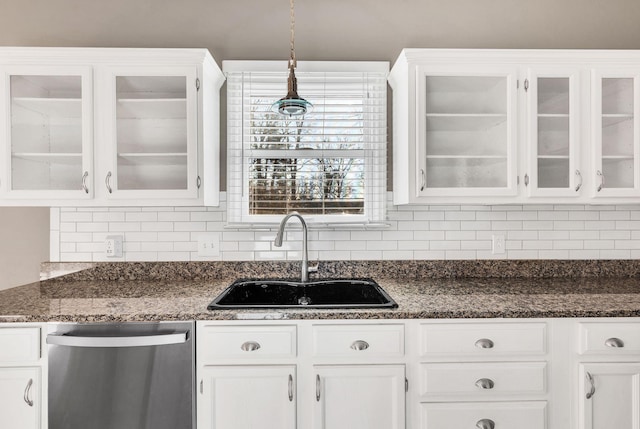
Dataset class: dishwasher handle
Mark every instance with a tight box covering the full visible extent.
[46,331,189,348]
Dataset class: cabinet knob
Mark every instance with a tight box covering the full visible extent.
[476,418,495,429]
[605,337,624,348]
[350,340,370,351]
[240,341,261,352]
[475,338,494,349]
[475,378,495,390]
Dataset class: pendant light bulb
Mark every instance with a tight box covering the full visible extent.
[272,0,312,117]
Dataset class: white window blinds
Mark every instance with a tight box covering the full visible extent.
[225,61,388,225]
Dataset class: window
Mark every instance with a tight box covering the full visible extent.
[225,61,388,225]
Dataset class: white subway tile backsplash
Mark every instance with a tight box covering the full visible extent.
[49,194,640,262]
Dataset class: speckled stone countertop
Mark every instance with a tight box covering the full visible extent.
[2,260,640,322]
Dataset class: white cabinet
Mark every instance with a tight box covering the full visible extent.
[578,363,640,429]
[0,48,224,206]
[0,367,40,429]
[313,365,405,429]
[200,365,296,429]
[591,70,640,198]
[390,49,640,205]
[0,65,93,200]
[415,66,518,197]
[0,325,44,429]
[99,66,200,200]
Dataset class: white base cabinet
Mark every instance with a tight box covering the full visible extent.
[199,365,296,429]
[0,367,40,429]
[313,365,405,429]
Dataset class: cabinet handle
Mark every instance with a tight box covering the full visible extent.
[200,379,203,394]
[575,169,582,192]
[23,378,33,407]
[350,340,370,351]
[288,374,294,402]
[316,374,321,402]
[82,171,89,194]
[475,338,494,349]
[524,173,529,187]
[586,371,596,399]
[605,337,624,348]
[596,170,604,192]
[420,169,426,191]
[105,171,113,194]
[240,341,261,352]
[197,175,202,189]
[475,378,495,390]
[476,419,495,429]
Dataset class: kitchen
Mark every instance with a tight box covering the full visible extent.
[2,0,640,428]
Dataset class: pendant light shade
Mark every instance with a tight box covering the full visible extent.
[272,0,311,117]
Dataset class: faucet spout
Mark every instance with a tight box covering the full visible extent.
[274,212,316,282]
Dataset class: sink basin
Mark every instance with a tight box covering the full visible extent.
[207,278,398,309]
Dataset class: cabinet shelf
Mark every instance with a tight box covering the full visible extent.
[12,97,81,118]
[117,152,188,166]
[12,152,83,165]
[117,98,187,119]
[537,155,570,159]
[602,114,634,128]
[426,155,507,160]
[426,114,508,131]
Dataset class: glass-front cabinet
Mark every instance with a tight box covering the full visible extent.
[524,68,581,197]
[592,70,640,198]
[1,66,93,199]
[100,66,199,200]
[416,67,518,197]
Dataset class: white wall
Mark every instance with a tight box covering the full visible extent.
[50,193,640,262]
[0,208,49,290]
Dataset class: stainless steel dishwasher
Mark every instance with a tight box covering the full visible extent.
[47,321,195,429]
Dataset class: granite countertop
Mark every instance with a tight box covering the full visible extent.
[2,260,640,322]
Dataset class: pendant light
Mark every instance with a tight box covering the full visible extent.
[272,0,312,116]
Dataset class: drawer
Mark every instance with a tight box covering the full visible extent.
[579,322,640,354]
[420,401,547,429]
[0,327,40,363]
[420,362,546,397]
[198,325,296,361]
[419,322,547,357]
[312,324,404,357]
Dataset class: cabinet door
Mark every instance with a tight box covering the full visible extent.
[0,367,40,429]
[0,65,93,200]
[525,68,581,197]
[199,365,296,429]
[416,66,518,198]
[591,70,640,198]
[100,66,199,200]
[313,365,405,429]
[579,363,640,429]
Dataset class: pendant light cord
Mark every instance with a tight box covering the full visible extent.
[289,0,296,68]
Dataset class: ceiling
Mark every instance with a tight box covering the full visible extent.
[1,0,640,65]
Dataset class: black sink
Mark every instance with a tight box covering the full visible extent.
[208,278,398,309]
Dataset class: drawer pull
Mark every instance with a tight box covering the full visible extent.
[350,340,370,351]
[240,341,261,352]
[475,338,494,349]
[476,419,495,429]
[605,337,624,348]
[586,371,596,399]
[23,378,33,407]
[475,378,495,390]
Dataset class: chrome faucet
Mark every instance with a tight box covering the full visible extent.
[274,212,318,282]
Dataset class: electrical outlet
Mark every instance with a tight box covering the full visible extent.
[198,233,221,257]
[492,234,506,255]
[105,235,123,258]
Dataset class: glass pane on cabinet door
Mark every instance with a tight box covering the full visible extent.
[10,75,83,190]
[537,77,570,189]
[601,78,634,188]
[115,76,188,191]
[424,75,508,190]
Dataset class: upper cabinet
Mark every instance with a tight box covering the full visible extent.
[389,49,640,205]
[0,48,224,206]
